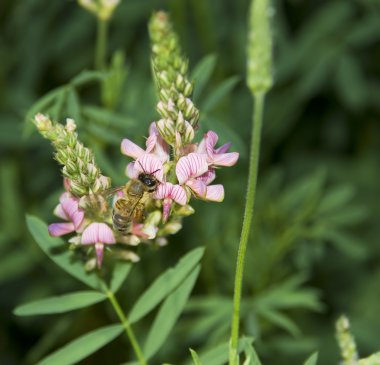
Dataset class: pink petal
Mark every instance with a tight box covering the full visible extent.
[145,134,157,154]
[121,139,145,159]
[170,185,187,205]
[63,178,71,192]
[211,152,239,167]
[60,194,84,229]
[154,182,173,200]
[81,223,116,244]
[95,242,104,268]
[205,131,219,156]
[186,179,207,197]
[196,168,216,185]
[215,142,232,154]
[196,136,207,154]
[135,154,164,182]
[205,184,224,202]
[48,222,75,236]
[162,198,172,222]
[149,122,170,162]
[53,203,68,220]
[126,162,139,179]
[176,153,209,184]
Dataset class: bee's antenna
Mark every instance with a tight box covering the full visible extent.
[137,160,146,174]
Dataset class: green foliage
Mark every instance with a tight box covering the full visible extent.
[37,324,124,365]
[26,215,105,290]
[129,247,205,323]
[14,291,107,316]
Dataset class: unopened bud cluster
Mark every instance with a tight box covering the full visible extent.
[34,114,111,196]
[78,0,120,21]
[336,315,359,365]
[247,0,273,94]
[149,11,199,149]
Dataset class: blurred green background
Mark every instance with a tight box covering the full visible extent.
[1,0,380,364]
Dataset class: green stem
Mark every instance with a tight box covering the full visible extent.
[95,18,108,70]
[107,291,148,365]
[229,92,265,365]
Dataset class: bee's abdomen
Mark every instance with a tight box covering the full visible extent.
[112,212,131,234]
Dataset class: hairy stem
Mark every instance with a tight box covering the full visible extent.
[107,291,147,365]
[229,92,265,365]
[95,18,108,70]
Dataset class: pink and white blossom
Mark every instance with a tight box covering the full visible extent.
[197,131,239,167]
[121,122,169,163]
[127,153,165,182]
[81,222,116,268]
[48,192,85,237]
[154,182,187,221]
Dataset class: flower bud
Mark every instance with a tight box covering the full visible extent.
[183,81,193,97]
[160,221,182,235]
[176,111,185,132]
[175,204,195,217]
[183,121,195,144]
[34,113,52,132]
[65,118,77,132]
[175,74,185,92]
[157,118,176,143]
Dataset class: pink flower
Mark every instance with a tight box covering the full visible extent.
[154,182,187,221]
[81,222,116,268]
[176,153,224,202]
[197,131,239,167]
[126,153,164,182]
[121,122,169,163]
[48,192,85,237]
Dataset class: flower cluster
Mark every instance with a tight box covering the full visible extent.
[35,11,239,269]
[77,0,120,21]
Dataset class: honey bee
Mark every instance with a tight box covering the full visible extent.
[112,171,159,235]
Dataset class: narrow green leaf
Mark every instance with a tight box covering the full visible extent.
[190,349,203,365]
[202,76,240,112]
[66,88,82,125]
[191,54,217,102]
[26,215,105,291]
[82,105,136,128]
[109,262,132,293]
[50,87,68,121]
[304,352,318,365]
[143,265,201,359]
[25,86,65,122]
[242,337,262,365]
[70,70,105,87]
[14,291,107,316]
[184,338,251,365]
[37,324,123,365]
[129,247,205,323]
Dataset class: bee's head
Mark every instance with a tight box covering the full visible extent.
[138,173,158,192]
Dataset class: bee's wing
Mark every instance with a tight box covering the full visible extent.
[100,186,125,199]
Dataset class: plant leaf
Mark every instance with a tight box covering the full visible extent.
[191,54,217,102]
[129,247,205,323]
[70,70,105,87]
[242,337,262,365]
[304,352,318,365]
[109,262,132,294]
[184,338,251,365]
[26,215,105,291]
[143,265,201,359]
[14,291,107,316]
[37,324,123,365]
[201,76,240,112]
[190,349,204,365]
